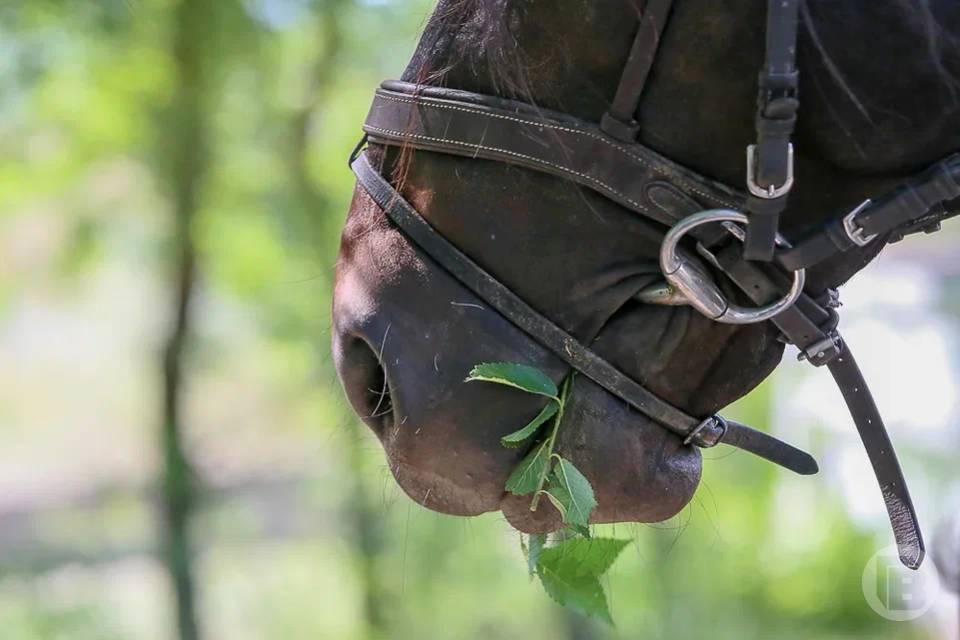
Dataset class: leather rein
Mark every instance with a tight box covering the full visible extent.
[348,0,960,569]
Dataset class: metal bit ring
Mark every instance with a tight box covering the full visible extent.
[660,209,805,325]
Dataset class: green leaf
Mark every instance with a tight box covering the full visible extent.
[538,564,611,624]
[541,537,629,578]
[466,362,558,399]
[540,489,567,520]
[540,495,591,538]
[501,402,558,448]
[566,524,591,539]
[536,538,629,624]
[548,457,597,531]
[527,534,546,576]
[505,441,551,495]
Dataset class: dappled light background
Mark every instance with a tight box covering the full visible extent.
[1,1,958,638]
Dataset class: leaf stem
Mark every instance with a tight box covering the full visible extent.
[529,374,573,511]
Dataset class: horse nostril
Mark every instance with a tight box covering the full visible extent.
[334,334,395,438]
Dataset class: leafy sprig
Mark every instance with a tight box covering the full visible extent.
[466,362,628,624]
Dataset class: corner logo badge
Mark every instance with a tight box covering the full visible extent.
[862,546,940,621]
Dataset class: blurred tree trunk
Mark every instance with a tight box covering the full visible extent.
[159,0,215,639]
[344,427,389,638]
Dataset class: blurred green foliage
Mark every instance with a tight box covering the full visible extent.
[0,1,944,639]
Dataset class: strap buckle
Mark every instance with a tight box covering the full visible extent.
[683,415,727,447]
[746,143,794,199]
[842,199,878,246]
[797,331,842,367]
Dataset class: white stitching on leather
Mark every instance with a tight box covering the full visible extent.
[366,125,653,214]
[375,92,741,210]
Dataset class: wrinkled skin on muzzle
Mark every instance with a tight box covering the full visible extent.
[332,153,783,531]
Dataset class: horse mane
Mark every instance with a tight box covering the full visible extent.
[402,0,537,100]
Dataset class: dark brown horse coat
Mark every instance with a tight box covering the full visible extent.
[333,0,960,532]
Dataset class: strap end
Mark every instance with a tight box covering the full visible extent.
[899,543,925,571]
[705,417,819,475]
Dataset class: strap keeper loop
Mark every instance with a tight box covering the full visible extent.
[600,112,641,142]
[758,69,799,94]
[798,330,842,367]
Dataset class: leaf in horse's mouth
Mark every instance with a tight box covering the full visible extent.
[544,458,597,537]
[465,362,559,399]
[500,402,559,449]
[466,361,628,624]
[536,538,630,625]
[505,441,552,495]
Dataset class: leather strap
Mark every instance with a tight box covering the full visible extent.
[828,346,925,569]
[779,155,960,270]
[743,0,801,261]
[600,0,676,141]
[859,158,960,234]
[659,196,924,568]
[351,152,818,476]
[364,82,744,227]
[709,242,925,569]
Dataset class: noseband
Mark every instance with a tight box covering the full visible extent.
[349,0,960,569]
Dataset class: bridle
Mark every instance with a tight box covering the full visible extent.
[347,0,960,570]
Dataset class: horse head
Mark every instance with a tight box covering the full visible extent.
[332,0,960,538]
